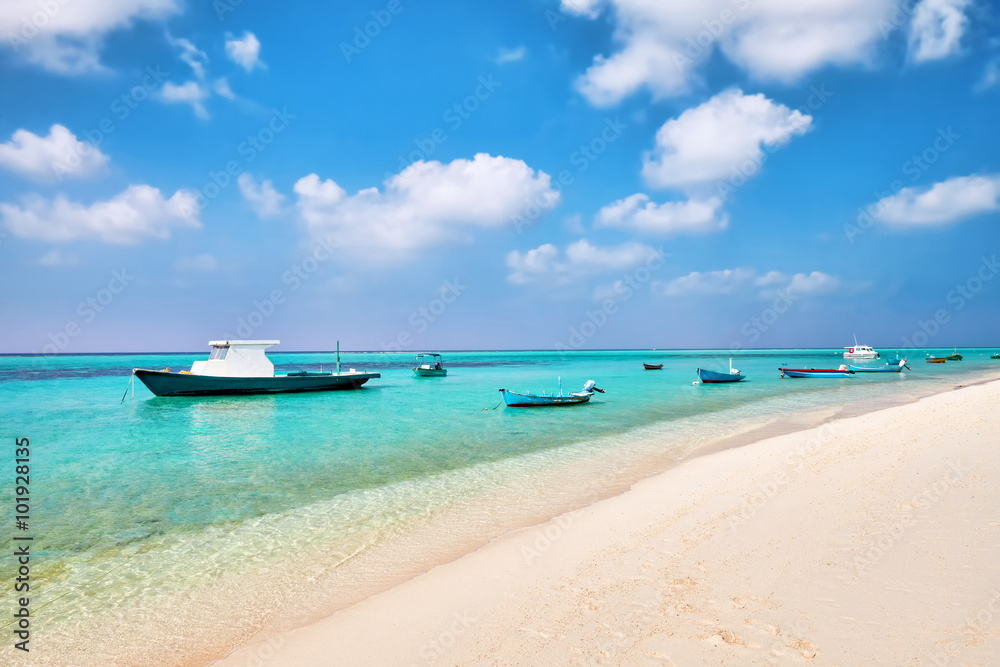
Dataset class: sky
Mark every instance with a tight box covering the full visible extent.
[0,0,998,353]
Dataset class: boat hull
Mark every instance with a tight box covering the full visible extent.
[697,368,745,383]
[780,368,854,378]
[847,364,904,373]
[134,369,379,397]
[413,368,447,377]
[499,389,591,407]
[643,364,663,370]
[926,358,946,364]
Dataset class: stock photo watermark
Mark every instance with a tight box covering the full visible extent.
[32,268,135,354]
[340,0,413,63]
[381,279,468,352]
[900,254,997,349]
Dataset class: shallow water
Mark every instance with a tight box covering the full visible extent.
[1,348,998,664]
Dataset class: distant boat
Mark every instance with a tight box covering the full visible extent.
[133,340,379,397]
[643,363,663,370]
[848,360,908,373]
[413,353,447,377]
[843,336,878,360]
[697,359,745,383]
[780,366,854,378]
[992,353,1000,360]
[926,356,946,364]
[945,348,963,361]
[499,378,604,407]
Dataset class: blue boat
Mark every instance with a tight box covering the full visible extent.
[780,367,854,378]
[697,359,745,383]
[499,378,604,407]
[847,360,909,373]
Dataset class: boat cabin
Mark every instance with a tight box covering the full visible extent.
[189,340,279,377]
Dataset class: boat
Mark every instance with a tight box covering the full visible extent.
[886,355,906,365]
[848,360,909,373]
[780,365,854,378]
[132,340,379,397]
[643,363,663,370]
[696,359,745,383]
[843,336,879,360]
[926,356,946,364]
[992,353,1000,360]
[945,348,963,361]
[499,378,604,407]
[413,353,447,377]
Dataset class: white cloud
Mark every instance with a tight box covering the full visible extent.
[0,124,109,182]
[564,0,897,105]
[642,89,812,190]
[975,57,1000,92]
[166,33,207,79]
[38,249,81,268]
[239,173,286,219]
[174,254,219,272]
[496,45,527,64]
[225,31,263,72]
[0,0,181,74]
[506,238,660,286]
[159,81,209,119]
[657,267,839,298]
[872,174,1000,227]
[908,0,969,63]
[213,77,236,99]
[596,193,727,236]
[1,184,201,244]
[293,153,559,256]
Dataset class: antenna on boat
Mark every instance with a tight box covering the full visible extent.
[336,340,341,375]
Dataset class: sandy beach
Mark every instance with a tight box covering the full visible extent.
[217,377,1000,666]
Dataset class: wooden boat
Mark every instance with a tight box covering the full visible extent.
[643,363,663,370]
[945,348,963,361]
[697,359,745,383]
[499,378,604,407]
[848,360,908,373]
[992,353,1000,360]
[780,366,854,378]
[133,340,379,397]
[413,353,447,377]
[926,356,946,364]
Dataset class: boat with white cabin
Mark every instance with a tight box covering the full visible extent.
[843,336,879,360]
[132,340,379,396]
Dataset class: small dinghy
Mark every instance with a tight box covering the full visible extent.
[643,363,663,370]
[499,378,604,407]
[780,365,854,378]
[696,359,745,383]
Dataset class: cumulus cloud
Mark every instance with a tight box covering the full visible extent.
[166,33,208,79]
[596,193,727,236]
[1,184,201,244]
[0,0,181,74]
[657,267,839,298]
[506,238,660,286]
[642,89,812,190]
[908,0,969,63]
[563,0,897,105]
[238,173,286,219]
[159,81,209,118]
[872,174,1000,227]
[0,125,109,182]
[293,153,559,256]
[225,31,263,71]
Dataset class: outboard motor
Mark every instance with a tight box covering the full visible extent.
[582,380,605,394]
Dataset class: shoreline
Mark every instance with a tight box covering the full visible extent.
[216,376,1000,666]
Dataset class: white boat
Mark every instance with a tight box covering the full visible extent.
[132,340,379,396]
[843,336,879,360]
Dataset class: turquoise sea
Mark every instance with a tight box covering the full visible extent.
[2,348,999,665]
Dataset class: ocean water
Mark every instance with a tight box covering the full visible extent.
[1,348,998,664]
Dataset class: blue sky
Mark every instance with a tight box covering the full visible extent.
[1,0,998,353]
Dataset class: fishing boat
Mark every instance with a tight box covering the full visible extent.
[780,365,854,378]
[499,378,604,407]
[926,356,946,364]
[643,363,663,370]
[132,340,379,397]
[413,353,447,377]
[945,348,963,361]
[843,336,878,359]
[696,359,745,383]
[848,360,909,373]
[992,353,1000,360]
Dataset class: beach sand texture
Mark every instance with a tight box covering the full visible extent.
[218,378,1000,666]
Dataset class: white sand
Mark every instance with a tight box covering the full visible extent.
[217,379,1000,666]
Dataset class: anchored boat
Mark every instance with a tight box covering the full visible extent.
[643,363,663,370]
[945,348,963,361]
[499,378,604,407]
[132,340,379,397]
[848,360,909,373]
[696,359,745,383]
[413,353,447,377]
[780,366,854,378]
